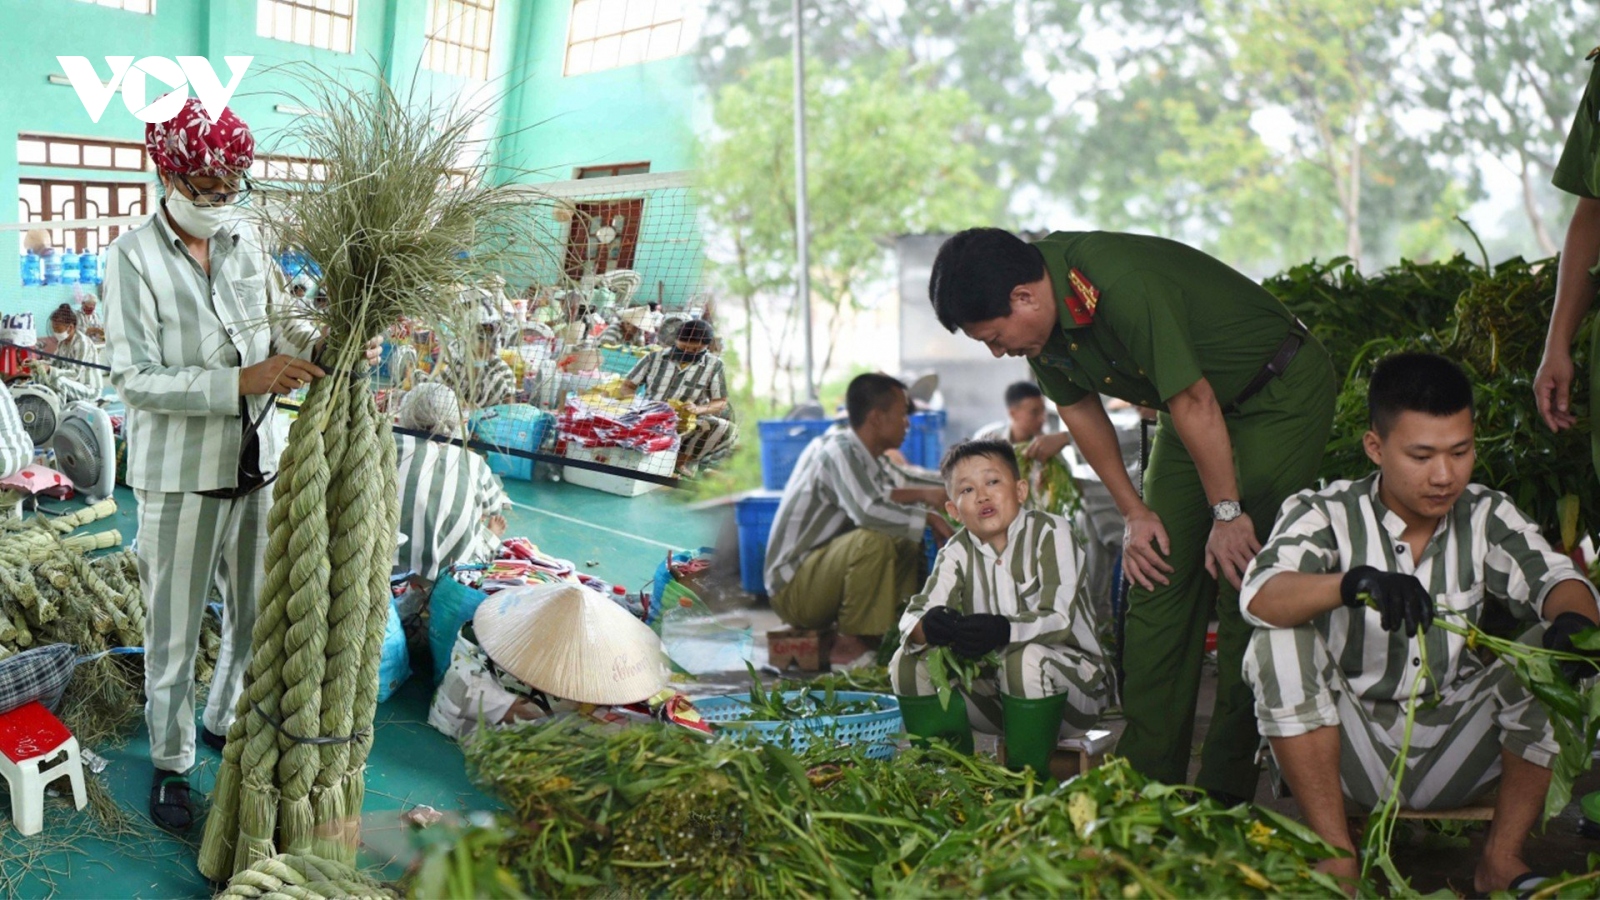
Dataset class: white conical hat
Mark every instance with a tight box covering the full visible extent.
[473,583,668,705]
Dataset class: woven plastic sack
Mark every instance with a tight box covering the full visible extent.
[0,644,76,715]
[377,599,411,703]
[429,575,489,684]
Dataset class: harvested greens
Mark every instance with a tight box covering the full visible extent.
[735,665,885,721]
[925,646,1001,711]
[458,718,1346,898]
[1013,445,1079,517]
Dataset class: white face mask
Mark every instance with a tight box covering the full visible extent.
[163,186,239,237]
[52,330,69,341]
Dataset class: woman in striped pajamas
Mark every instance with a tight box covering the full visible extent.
[1241,354,1600,894]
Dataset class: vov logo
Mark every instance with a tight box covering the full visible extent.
[56,56,252,124]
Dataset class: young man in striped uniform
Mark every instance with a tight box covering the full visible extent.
[766,373,956,667]
[891,439,1106,775]
[595,305,651,348]
[620,318,736,476]
[394,383,511,585]
[103,100,374,832]
[1241,353,1600,895]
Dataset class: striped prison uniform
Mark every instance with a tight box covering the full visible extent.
[1240,473,1596,811]
[0,382,32,480]
[105,211,319,773]
[395,434,512,584]
[626,350,737,465]
[595,323,646,347]
[44,332,105,403]
[431,356,518,410]
[765,428,926,634]
[891,509,1107,734]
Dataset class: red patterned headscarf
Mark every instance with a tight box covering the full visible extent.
[144,97,255,177]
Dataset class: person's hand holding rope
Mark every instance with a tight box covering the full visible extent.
[240,355,327,396]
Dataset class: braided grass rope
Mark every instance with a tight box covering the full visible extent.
[215,852,393,899]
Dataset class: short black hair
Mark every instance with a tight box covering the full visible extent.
[939,438,1021,487]
[845,373,908,429]
[1368,352,1474,436]
[928,228,1046,332]
[1004,381,1043,407]
[677,318,714,343]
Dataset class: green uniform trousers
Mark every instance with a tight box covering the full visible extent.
[771,528,924,636]
[1115,337,1336,799]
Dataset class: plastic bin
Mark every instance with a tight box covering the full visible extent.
[599,345,648,376]
[735,491,784,595]
[757,419,834,490]
[693,690,902,760]
[899,410,948,470]
[469,404,551,481]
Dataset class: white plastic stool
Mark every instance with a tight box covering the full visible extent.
[0,701,87,835]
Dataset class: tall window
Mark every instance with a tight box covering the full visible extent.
[424,0,496,80]
[16,135,150,253]
[565,0,692,77]
[73,0,154,11]
[18,180,148,254]
[576,162,650,179]
[257,0,355,53]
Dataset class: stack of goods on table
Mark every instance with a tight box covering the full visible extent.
[555,393,680,495]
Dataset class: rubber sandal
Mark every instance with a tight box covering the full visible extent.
[1508,872,1549,899]
[201,727,227,752]
[149,769,193,833]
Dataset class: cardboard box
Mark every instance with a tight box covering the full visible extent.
[767,628,835,671]
[563,443,676,497]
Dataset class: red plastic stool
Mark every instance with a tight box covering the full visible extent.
[0,701,86,835]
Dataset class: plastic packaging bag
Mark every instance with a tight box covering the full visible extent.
[377,600,411,703]
[429,574,489,684]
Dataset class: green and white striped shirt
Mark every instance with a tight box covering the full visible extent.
[1241,472,1599,703]
[899,509,1103,662]
[625,350,728,405]
[104,211,317,493]
[395,434,512,582]
[765,429,927,596]
[0,382,33,479]
[46,332,104,403]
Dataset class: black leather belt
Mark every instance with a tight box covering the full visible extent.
[1222,328,1305,415]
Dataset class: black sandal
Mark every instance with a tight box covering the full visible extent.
[149,769,193,833]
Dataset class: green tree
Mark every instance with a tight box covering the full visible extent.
[698,53,1004,403]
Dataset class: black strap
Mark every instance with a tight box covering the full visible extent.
[250,699,369,747]
[1221,329,1305,416]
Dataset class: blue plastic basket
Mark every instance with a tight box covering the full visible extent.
[693,691,902,759]
[734,491,783,595]
[899,410,949,470]
[757,419,834,490]
[599,345,649,376]
[469,404,552,481]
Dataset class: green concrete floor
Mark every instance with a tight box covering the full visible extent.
[0,476,722,898]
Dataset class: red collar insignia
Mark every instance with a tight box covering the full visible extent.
[1063,268,1099,327]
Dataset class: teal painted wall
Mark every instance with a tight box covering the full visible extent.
[0,0,702,321]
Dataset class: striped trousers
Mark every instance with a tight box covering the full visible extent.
[1245,623,1558,812]
[134,489,268,772]
[679,415,737,465]
[889,642,1107,736]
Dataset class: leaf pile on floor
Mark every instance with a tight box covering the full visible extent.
[453,718,1347,898]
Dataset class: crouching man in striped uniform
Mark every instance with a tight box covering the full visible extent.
[394,383,512,586]
[620,318,736,476]
[1240,353,1600,895]
[890,439,1106,776]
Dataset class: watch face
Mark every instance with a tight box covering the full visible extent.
[1213,500,1242,521]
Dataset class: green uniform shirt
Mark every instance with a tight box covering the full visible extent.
[1554,51,1600,199]
[1026,231,1299,412]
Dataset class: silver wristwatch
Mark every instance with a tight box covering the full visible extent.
[1211,500,1243,522]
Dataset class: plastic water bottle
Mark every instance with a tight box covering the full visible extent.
[41,251,61,285]
[77,252,98,285]
[60,252,79,285]
[19,253,40,287]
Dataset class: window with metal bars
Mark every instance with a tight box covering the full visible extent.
[424,0,496,80]
[17,179,149,254]
[256,0,355,53]
[17,135,147,173]
[565,0,692,77]
[564,198,644,280]
[71,0,154,12]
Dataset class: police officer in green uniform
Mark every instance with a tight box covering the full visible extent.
[1537,46,1600,460]
[929,228,1337,803]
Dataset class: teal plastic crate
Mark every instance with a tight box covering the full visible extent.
[469,404,551,481]
[599,345,649,376]
[693,690,902,760]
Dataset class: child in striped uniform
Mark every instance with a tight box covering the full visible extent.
[620,318,736,475]
[1241,353,1600,895]
[890,439,1106,776]
[394,383,512,586]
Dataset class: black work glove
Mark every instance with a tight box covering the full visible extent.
[1542,611,1600,685]
[951,613,1011,660]
[918,605,963,647]
[1340,566,1434,637]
